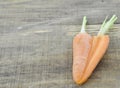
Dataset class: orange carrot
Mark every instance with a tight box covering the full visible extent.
[86,36,99,65]
[73,17,93,84]
[80,36,98,82]
[79,36,109,84]
[78,15,117,85]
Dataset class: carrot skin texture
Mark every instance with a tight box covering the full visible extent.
[81,36,98,81]
[86,36,98,66]
[73,33,92,84]
[79,35,109,84]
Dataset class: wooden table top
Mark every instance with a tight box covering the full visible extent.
[0,0,120,88]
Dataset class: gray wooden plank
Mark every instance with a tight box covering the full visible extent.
[0,24,120,88]
[0,0,120,27]
[0,0,120,88]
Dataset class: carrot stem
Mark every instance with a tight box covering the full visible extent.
[81,16,87,33]
[100,16,108,31]
[98,15,117,35]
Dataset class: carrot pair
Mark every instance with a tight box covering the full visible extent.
[73,15,117,85]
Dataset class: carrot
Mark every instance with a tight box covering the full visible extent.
[73,16,93,84]
[79,36,109,84]
[78,15,117,85]
[86,36,99,65]
[81,36,98,81]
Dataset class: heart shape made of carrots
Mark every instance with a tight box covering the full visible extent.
[73,15,117,85]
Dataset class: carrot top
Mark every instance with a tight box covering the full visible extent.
[98,15,117,35]
[80,16,87,33]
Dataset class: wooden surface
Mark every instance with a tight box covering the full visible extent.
[0,0,120,88]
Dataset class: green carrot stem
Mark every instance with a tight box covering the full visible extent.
[98,15,117,35]
[81,16,87,33]
[100,16,108,30]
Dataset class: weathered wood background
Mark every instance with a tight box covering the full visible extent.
[0,0,120,88]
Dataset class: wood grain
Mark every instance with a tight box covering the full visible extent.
[0,0,120,88]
